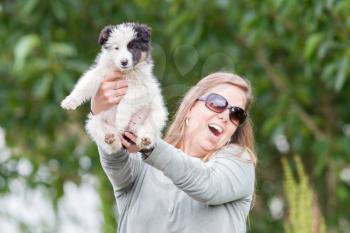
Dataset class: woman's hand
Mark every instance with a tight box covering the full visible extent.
[91,70,128,114]
[120,106,151,153]
[119,131,140,153]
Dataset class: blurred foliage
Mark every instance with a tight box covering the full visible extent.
[282,156,327,233]
[0,0,349,232]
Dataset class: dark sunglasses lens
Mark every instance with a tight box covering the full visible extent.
[230,107,247,125]
[206,94,227,113]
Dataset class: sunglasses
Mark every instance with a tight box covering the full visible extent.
[197,93,247,126]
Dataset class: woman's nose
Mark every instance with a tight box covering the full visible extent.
[217,109,229,122]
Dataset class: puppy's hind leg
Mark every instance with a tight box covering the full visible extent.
[85,115,122,154]
[135,121,158,150]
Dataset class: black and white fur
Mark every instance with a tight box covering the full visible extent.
[61,23,168,154]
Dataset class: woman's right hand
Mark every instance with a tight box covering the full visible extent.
[91,70,128,114]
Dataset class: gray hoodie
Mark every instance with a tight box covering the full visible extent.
[99,138,255,233]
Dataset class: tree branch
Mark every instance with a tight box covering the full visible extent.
[254,47,328,141]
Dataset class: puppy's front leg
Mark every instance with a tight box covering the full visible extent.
[61,68,101,110]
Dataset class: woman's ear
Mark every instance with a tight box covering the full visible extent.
[186,108,193,119]
[184,110,190,126]
[185,102,197,121]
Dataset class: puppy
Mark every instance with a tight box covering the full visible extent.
[61,23,168,154]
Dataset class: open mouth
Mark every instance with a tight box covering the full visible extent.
[208,124,223,137]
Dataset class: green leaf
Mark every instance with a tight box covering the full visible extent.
[13,34,41,72]
[335,56,349,92]
[33,74,53,99]
[49,43,77,57]
[187,18,203,45]
[166,12,190,35]
[58,71,76,95]
[20,0,39,17]
[321,63,337,81]
[304,33,323,59]
[50,1,67,21]
[337,186,349,200]
[312,140,329,176]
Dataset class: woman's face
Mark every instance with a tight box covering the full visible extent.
[184,83,247,158]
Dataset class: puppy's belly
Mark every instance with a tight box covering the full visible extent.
[100,107,117,126]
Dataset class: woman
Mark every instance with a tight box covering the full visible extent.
[91,71,256,233]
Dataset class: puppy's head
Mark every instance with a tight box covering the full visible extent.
[99,23,151,71]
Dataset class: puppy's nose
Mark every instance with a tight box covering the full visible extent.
[121,59,128,67]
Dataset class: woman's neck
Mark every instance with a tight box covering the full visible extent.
[182,137,206,159]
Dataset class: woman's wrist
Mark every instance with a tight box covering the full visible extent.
[140,145,155,160]
[90,97,100,115]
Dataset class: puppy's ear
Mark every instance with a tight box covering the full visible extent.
[134,24,152,43]
[98,25,114,45]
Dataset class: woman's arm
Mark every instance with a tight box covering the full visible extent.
[92,71,143,195]
[98,147,143,196]
[143,138,255,205]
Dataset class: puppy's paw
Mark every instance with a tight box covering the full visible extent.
[141,137,152,146]
[104,133,115,144]
[136,134,155,150]
[61,97,79,110]
[101,135,122,154]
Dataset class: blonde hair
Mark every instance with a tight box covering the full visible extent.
[164,72,257,164]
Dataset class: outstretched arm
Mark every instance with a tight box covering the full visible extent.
[142,138,255,205]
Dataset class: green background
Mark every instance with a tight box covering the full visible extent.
[1,0,349,232]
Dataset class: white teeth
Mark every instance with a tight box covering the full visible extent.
[208,124,223,134]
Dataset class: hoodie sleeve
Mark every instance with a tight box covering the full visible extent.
[143,138,255,205]
[98,147,143,196]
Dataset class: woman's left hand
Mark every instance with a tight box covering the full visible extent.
[119,131,140,153]
[120,106,151,153]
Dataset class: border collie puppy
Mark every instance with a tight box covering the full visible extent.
[61,23,168,154]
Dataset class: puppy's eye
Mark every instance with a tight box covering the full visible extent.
[115,47,119,50]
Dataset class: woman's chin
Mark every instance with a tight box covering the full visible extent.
[188,135,223,157]
[199,139,220,152]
